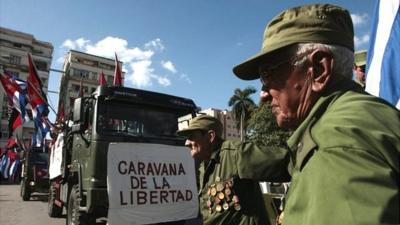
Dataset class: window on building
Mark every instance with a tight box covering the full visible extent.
[99,62,112,70]
[73,68,90,79]
[13,43,22,48]
[9,55,21,65]
[1,96,9,119]
[72,84,80,92]
[34,60,48,71]
[92,72,98,80]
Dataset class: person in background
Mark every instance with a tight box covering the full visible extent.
[232,4,399,225]
[177,114,290,225]
[354,50,367,89]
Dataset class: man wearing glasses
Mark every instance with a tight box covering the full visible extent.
[177,115,286,225]
[233,4,399,225]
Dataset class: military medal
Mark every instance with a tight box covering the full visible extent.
[216,183,224,192]
[214,196,221,204]
[217,192,225,200]
[210,187,217,196]
[222,202,229,210]
[215,204,222,212]
[207,188,211,196]
[224,188,231,196]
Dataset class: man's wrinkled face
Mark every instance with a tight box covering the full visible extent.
[259,51,309,129]
[184,130,212,160]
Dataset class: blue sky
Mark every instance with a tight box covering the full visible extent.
[0,0,376,121]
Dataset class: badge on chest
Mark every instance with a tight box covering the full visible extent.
[206,176,241,213]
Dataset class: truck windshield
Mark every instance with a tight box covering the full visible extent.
[30,152,49,164]
[97,101,185,137]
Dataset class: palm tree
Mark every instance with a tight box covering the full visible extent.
[228,87,257,141]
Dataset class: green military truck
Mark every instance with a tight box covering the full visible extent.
[20,146,50,201]
[48,86,199,225]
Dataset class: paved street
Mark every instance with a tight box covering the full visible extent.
[0,183,64,225]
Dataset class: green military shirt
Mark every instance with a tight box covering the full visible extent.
[198,140,290,225]
[283,81,400,225]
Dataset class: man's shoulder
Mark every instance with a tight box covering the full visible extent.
[313,91,400,149]
[220,140,242,151]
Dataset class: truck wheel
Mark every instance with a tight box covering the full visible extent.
[66,184,96,225]
[48,182,63,217]
[21,179,31,201]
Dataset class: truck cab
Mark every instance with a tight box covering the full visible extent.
[48,86,198,224]
[20,146,49,201]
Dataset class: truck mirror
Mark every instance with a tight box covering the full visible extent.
[73,98,84,122]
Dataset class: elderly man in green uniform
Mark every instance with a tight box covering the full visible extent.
[354,50,367,89]
[177,115,290,225]
[232,4,399,225]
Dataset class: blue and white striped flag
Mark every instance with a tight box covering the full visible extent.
[366,0,400,109]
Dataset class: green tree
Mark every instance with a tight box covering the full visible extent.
[247,101,291,148]
[228,87,257,141]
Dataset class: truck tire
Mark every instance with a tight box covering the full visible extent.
[48,182,63,218]
[66,184,96,225]
[21,179,31,201]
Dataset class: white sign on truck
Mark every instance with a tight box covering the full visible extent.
[107,143,198,225]
[49,133,64,180]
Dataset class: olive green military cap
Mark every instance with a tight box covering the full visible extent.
[354,50,367,66]
[233,4,354,80]
[176,115,223,138]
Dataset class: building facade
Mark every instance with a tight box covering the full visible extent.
[59,50,124,118]
[178,108,241,141]
[0,27,53,147]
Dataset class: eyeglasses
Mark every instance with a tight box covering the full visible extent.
[259,57,293,87]
[259,52,308,87]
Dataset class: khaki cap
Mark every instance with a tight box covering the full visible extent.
[233,4,354,80]
[176,115,222,138]
[354,50,367,66]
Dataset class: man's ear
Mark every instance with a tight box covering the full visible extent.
[309,49,333,92]
[207,130,216,143]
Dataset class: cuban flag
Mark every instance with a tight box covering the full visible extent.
[27,53,50,147]
[365,0,400,109]
[0,73,28,120]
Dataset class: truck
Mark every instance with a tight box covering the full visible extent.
[20,146,50,201]
[47,85,199,225]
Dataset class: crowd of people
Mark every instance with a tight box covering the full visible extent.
[177,3,399,225]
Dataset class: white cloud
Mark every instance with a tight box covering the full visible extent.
[59,36,189,88]
[144,38,165,52]
[161,60,177,73]
[61,38,90,49]
[128,60,154,87]
[156,76,171,87]
[351,13,368,27]
[180,73,192,84]
[354,34,370,48]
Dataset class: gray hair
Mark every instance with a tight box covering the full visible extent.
[291,43,354,79]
